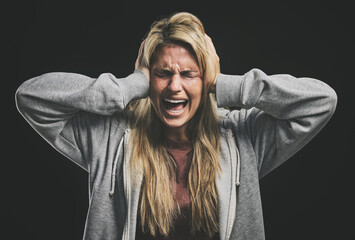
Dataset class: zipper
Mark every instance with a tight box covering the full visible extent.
[225,131,238,240]
[122,130,130,240]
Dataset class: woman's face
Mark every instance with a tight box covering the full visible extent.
[149,43,203,132]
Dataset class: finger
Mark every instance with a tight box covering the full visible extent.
[135,40,145,69]
[205,34,219,62]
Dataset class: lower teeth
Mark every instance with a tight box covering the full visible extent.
[168,108,184,113]
[164,101,187,113]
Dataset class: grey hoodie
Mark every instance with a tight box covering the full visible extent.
[15,68,337,240]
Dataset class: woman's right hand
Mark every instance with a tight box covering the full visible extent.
[135,40,150,83]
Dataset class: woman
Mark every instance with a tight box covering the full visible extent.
[16,12,337,240]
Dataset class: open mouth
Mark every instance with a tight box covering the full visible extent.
[162,98,188,113]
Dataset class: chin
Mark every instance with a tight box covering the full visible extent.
[163,121,186,129]
[162,118,189,129]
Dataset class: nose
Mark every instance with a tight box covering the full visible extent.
[167,74,183,92]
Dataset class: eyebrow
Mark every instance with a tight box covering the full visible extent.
[180,70,199,73]
[153,68,199,73]
[153,69,173,74]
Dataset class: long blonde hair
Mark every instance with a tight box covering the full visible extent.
[128,12,220,237]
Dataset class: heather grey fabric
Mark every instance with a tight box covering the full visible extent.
[16,68,337,239]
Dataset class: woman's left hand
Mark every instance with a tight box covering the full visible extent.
[205,34,220,93]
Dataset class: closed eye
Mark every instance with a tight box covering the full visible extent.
[154,69,173,78]
[181,70,199,78]
[153,69,200,79]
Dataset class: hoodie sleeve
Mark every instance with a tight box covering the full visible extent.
[15,69,149,171]
[216,68,337,178]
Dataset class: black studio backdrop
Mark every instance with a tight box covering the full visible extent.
[4,0,354,239]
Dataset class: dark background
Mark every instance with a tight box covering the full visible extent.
[3,0,354,239]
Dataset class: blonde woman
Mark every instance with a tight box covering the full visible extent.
[16,12,337,240]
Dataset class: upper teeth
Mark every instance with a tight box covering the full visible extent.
[164,99,187,103]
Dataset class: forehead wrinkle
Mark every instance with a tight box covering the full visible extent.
[152,44,200,73]
[158,58,199,73]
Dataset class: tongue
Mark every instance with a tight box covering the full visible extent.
[165,102,185,111]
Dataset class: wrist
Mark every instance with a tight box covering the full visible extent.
[136,68,150,83]
[215,73,243,108]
